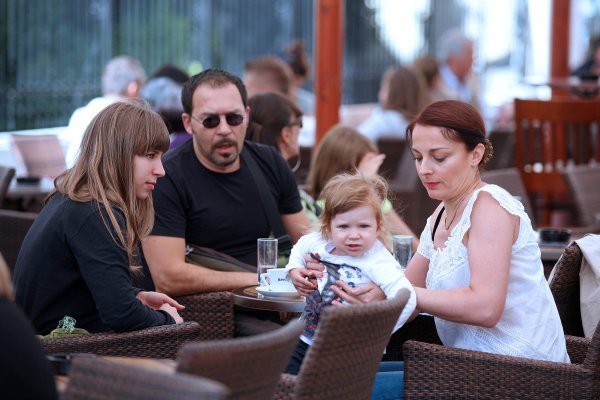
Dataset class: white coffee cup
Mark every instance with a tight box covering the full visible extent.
[259,268,295,291]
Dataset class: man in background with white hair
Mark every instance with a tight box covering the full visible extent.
[436,29,480,110]
[65,55,146,167]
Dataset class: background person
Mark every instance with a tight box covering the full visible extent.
[411,55,443,104]
[14,101,184,335]
[141,76,190,150]
[246,92,303,164]
[357,65,426,142]
[243,55,295,99]
[245,92,319,221]
[0,253,57,400]
[283,39,315,115]
[436,30,480,110]
[65,55,147,167]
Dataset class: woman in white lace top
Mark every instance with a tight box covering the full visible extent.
[403,100,569,363]
[309,100,569,399]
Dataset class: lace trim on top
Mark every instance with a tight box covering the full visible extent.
[424,184,534,291]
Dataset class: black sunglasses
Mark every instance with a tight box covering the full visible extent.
[191,113,245,129]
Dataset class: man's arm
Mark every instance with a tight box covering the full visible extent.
[142,235,258,296]
[281,210,311,244]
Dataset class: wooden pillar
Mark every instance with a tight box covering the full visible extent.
[314,0,344,146]
[550,0,571,96]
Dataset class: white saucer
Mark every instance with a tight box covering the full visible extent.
[255,286,300,299]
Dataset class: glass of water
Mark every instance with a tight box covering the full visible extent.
[392,235,413,270]
[257,238,278,285]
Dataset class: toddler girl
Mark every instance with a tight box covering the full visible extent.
[284,172,416,374]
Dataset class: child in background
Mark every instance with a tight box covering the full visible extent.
[284,173,416,374]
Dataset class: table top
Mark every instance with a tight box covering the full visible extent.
[232,285,305,313]
[7,176,55,199]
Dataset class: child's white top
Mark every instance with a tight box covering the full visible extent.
[286,231,416,333]
[417,184,569,363]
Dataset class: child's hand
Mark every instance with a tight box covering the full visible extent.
[304,253,325,277]
[289,267,319,297]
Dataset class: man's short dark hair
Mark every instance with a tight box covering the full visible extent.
[181,68,248,114]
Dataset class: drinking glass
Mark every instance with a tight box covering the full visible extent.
[257,238,278,285]
[392,235,413,270]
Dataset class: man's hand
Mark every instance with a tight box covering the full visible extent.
[330,281,386,305]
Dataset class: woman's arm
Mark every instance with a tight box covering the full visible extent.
[73,211,181,331]
[414,192,516,327]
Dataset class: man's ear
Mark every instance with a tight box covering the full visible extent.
[182,113,193,134]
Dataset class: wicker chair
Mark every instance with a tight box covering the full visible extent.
[62,354,228,400]
[0,209,37,273]
[549,241,585,337]
[273,288,412,400]
[174,291,235,340]
[403,321,600,399]
[41,321,201,359]
[176,319,304,400]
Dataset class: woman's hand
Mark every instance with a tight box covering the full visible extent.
[137,291,185,311]
[288,253,325,297]
[358,152,385,177]
[159,303,184,324]
[330,281,386,305]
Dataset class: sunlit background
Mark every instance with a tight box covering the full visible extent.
[1,0,600,131]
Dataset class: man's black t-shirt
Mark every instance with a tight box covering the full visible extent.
[151,140,302,265]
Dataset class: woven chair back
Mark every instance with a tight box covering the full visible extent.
[41,321,201,359]
[294,288,412,400]
[176,319,304,400]
[62,355,228,400]
[549,242,585,337]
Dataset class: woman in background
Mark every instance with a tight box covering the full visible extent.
[357,65,426,143]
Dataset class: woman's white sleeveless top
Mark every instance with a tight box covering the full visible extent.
[417,184,569,362]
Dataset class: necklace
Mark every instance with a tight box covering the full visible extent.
[444,206,461,231]
[444,182,481,230]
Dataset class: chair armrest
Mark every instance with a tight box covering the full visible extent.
[174,292,234,340]
[272,373,297,400]
[403,340,593,399]
[41,321,201,359]
[383,313,441,361]
[566,334,591,364]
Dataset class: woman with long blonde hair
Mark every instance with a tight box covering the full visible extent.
[14,101,184,335]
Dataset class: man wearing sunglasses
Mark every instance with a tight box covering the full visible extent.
[142,68,311,335]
